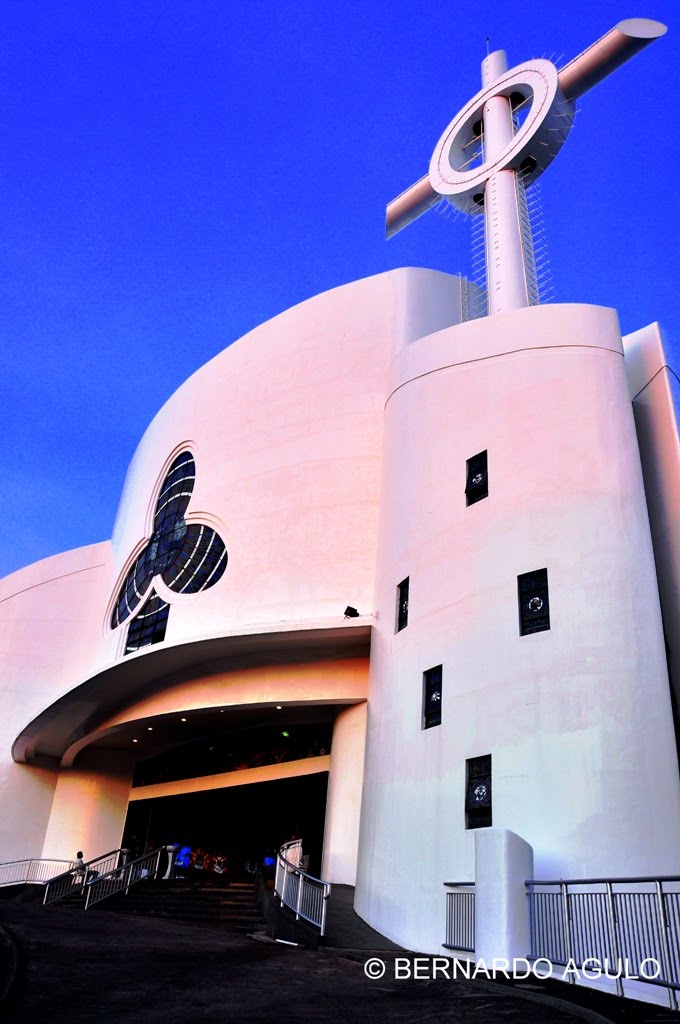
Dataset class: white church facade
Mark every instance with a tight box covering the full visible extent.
[1,16,679,965]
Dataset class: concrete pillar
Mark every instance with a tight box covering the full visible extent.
[163,844,179,879]
[321,703,366,884]
[40,750,134,861]
[475,827,533,962]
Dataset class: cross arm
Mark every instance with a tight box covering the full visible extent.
[558,18,666,101]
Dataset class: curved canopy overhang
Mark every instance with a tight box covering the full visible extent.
[12,618,372,767]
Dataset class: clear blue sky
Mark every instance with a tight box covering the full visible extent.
[1,1,677,577]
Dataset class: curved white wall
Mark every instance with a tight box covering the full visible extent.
[0,542,113,859]
[624,322,680,715]
[355,302,680,953]
[108,268,462,648]
[0,267,462,862]
[321,703,367,884]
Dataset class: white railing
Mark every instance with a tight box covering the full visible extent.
[443,882,475,953]
[274,839,331,936]
[84,847,164,909]
[0,858,75,888]
[43,849,126,905]
[527,876,680,1011]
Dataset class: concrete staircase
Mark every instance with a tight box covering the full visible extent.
[91,877,262,930]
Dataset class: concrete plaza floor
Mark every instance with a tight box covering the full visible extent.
[0,900,677,1024]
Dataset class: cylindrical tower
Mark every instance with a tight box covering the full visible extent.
[355,302,680,953]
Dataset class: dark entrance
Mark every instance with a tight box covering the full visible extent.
[122,771,328,878]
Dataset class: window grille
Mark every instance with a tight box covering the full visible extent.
[466,754,492,828]
[423,665,443,729]
[518,568,550,635]
[465,450,488,506]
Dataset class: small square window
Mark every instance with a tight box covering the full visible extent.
[465,754,492,829]
[465,450,488,506]
[518,568,550,636]
[423,665,442,729]
[396,577,409,632]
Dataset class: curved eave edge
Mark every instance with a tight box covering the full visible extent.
[12,618,373,766]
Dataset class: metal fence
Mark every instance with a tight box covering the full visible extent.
[0,858,75,888]
[527,877,680,1010]
[43,849,126,905]
[84,847,164,909]
[443,882,475,953]
[275,839,331,936]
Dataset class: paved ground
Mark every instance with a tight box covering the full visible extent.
[323,884,402,950]
[1,897,678,1024]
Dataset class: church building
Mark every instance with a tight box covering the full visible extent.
[1,16,679,958]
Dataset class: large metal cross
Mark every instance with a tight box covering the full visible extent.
[386,19,666,316]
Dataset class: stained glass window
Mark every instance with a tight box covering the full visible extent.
[110,451,229,655]
[466,754,492,829]
[124,590,170,654]
[465,450,488,506]
[396,577,409,632]
[423,665,442,729]
[518,568,550,635]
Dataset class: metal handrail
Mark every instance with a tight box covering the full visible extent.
[443,881,475,952]
[528,875,680,886]
[84,847,164,909]
[43,848,126,905]
[0,858,75,888]
[274,839,331,936]
[526,876,680,1011]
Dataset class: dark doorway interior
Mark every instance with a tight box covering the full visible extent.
[122,771,328,878]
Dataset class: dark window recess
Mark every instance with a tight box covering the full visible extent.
[466,754,492,829]
[465,450,488,506]
[518,568,550,635]
[125,589,170,655]
[423,665,443,729]
[396,577,409,632]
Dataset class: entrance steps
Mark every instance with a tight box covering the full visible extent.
[88,878,262,929]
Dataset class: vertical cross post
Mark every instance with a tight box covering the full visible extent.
[481,51,529,314]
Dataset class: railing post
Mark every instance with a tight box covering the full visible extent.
[321,889,329,937]
[526,883,534,957]
[560,882,575,984]
[604,882,624,999]
[295,872,303,921]
[280,862,288,907]
[655,881,678,1011]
